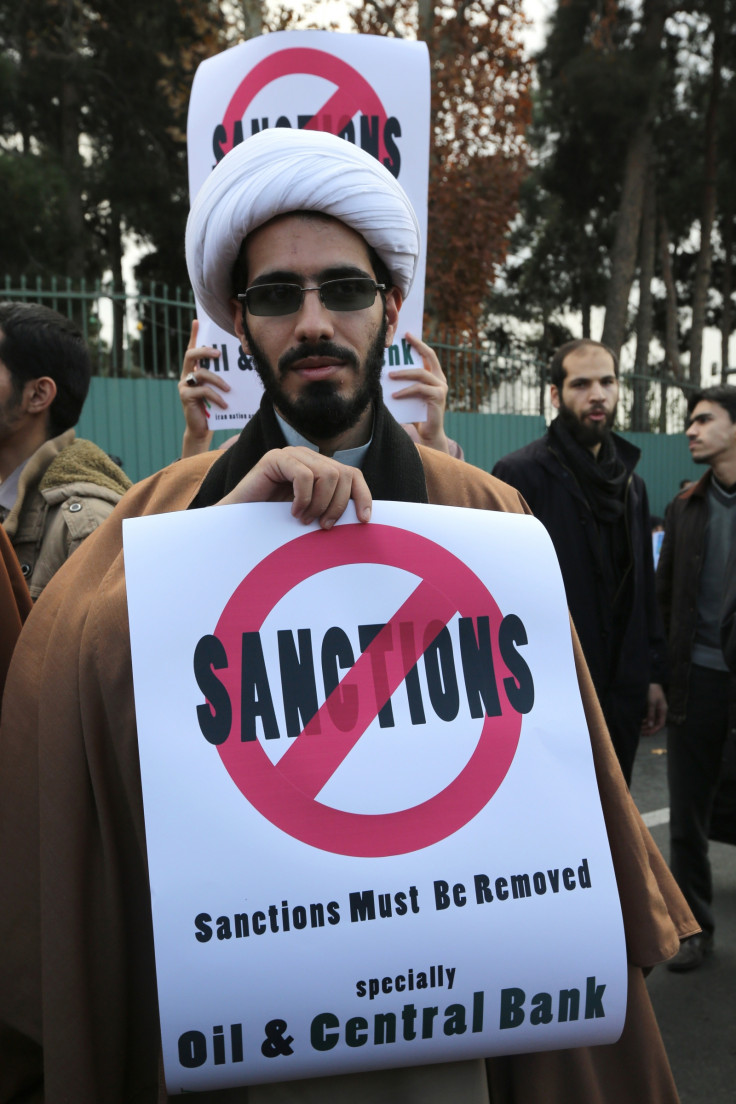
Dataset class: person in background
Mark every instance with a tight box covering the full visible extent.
[656,384,736,971]
[0,302,131,598]
[492,339,667,785]
[178,320,463,461]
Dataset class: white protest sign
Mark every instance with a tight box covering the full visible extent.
[124,502,627,1093]
[186,30,430,427]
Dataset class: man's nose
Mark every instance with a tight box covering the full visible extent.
[294,288,335,342]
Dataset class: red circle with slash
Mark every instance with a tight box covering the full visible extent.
[220,47,390,163]
[214,523,522,856]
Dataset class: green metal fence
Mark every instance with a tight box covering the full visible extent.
[428,333,549,418]
[2,275,196,379]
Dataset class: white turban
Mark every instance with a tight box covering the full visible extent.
[185,127,420,335]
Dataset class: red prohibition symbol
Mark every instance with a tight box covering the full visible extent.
[212,523,523,858]
[220,48,391,162]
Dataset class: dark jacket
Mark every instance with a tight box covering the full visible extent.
[722,544,736,674]
[656,470,736,723]
[493,430,666,699]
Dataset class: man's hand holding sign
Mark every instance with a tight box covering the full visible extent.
[219,447,372,528]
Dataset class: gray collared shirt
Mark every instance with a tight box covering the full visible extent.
[0,459,29,522]
[274,410,372,469]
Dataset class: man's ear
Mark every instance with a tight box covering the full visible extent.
[230,298,250,352]
[24,376,57,415]
[384,287,402,347]
[550,383,560,411]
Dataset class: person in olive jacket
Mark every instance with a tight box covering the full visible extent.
[0,302,130,598]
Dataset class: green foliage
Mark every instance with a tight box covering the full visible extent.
[490,0,736,373]
[0,0,230,285]
[0,152,75,277]
[486,0,632,354]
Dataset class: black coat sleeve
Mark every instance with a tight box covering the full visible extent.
[721,545,736,674]
[491,456,543,516]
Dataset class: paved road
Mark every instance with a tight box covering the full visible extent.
[631,734,736,1103]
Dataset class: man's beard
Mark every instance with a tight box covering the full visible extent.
[0,390,24,443]
[243,315,388,442]
[557,397,617,450]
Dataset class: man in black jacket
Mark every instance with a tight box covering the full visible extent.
[493,339,667,785]
[656,384,736,970]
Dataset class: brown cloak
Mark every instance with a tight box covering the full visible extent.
[0,524,31,705]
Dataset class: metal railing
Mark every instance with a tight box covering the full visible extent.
[620,372,699,434]
[2,278,699,432]
[428,329,698,433]
[1,275,196,379]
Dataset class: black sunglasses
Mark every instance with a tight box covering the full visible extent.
[238,277,385,317]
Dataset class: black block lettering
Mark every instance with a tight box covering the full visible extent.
[458,617,502,718]
[278,629,319,737]
[423,624,459,721]
[241,632,280,741]
[499,614,534,713]
[194,635,231,745]
[321,627,358,731]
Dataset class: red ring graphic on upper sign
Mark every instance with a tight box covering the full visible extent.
[213,523,523,857]
[220,48,389,162]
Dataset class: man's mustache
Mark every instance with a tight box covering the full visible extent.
[278,342,358,374]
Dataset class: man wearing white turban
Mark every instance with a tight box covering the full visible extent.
[0,127,695,1104]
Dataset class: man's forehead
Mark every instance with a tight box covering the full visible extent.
[562,348,616,380]
[249,210,367,244]
[689,400,724,423]
[244,212,374,274]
